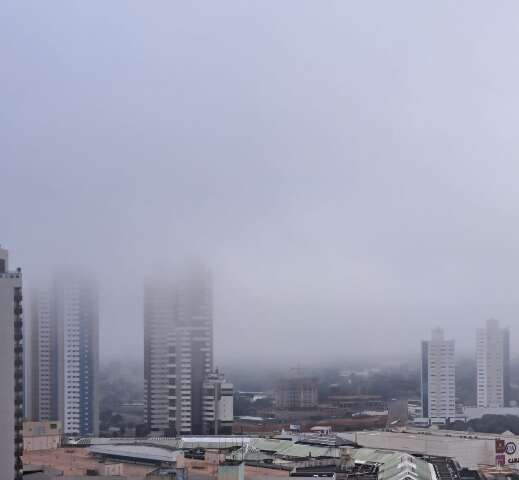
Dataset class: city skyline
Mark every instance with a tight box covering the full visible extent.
[5,1,519,365]
[5,1,519,477]
[16,257,515,368]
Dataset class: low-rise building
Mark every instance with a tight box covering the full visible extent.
[327,395,386,413]
[339,428,519,470]
[23,421,62,451]
[202,371,234,435]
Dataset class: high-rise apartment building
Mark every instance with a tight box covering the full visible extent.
[421,328,455,420]
[477,319,510,408]
[503,327,511,407]
[0,246,24,480]
[144,268,216,435]
[31,273,99,436]
[31,289,58,423]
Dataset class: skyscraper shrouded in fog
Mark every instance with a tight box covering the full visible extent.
[0,246,24,480]
[144,267,229,435]
[477,319,510,408]
[31,273,99,436]
[421,327,455,421]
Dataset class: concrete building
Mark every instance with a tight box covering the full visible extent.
[218,460,244,480]
[420,328,455,421]
[477,319,509,408]
[0,246,24,479]
[144,282,172,433]
[274,377,319,410]
[327,395,386,413]
[23,420,62,451]
[144,267,214,435]
[202,370,234,434]
[31,273,99,436]
[31,288,58,422]
[503,327,511,406]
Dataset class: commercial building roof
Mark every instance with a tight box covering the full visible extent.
[339,430,504,469]
[75,435,254,450]
[90,444,182,463]
[276,443,341,459]
[378,453,434,480]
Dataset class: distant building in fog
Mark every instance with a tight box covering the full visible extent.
[144,267,223,435]
[202,370,234,434]
[477,319,509,408]
[327,395,386,413]
[421,327,455,420]
[0,246,24,479]
[503,327,511,406]
[274,377,319,410]
[31,273,99,436]
[31,288,57,423]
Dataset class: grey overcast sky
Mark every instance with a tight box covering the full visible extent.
[2,1,519,366]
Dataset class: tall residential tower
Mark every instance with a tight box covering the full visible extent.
[31,273,99,436]
[0,246,24,479]
[477,319,510,408]
[421,328,455,421]
[144,267,230,435]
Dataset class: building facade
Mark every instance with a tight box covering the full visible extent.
[274,377,319,410]
[144,267,215,435]
[144,283,173,432]
[202,371,234,435]
[31,273,99,436]
[421,328,455,420]
[477,319,509,408]
[31,289,58,423]
[503,327,511,407]
[23,420,62,451]
[0,246,24,479]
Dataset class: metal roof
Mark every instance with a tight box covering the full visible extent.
[351,449,434,480]
[76,435,254,450]
[90,444,181,463]
[277,443,341,459]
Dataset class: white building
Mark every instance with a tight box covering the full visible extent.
[31,273,99,436]
[144,267,214,435]
[420,328,455,421]
[202,370,234,435]
[477,319,509,408]
[0,246,24,480]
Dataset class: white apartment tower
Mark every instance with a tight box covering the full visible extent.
[144,267,215,435]
[31,273,99,436]
[421,328,455,420]
[0,246,24,480]
[477,319,509,408]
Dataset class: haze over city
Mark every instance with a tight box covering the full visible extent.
[3,1,519,367]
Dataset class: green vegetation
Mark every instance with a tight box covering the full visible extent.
[448,414,519,435]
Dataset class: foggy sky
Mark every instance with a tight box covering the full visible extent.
[2,1,519,366]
